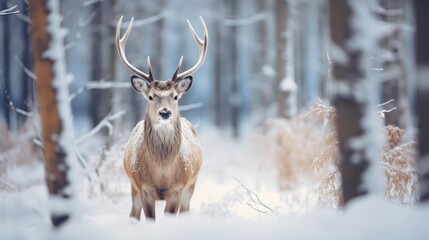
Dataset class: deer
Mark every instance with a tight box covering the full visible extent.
[115,15,208,221]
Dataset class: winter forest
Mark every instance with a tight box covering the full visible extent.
[1,0,429,239]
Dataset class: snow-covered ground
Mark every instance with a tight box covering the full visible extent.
[1,129,429,239]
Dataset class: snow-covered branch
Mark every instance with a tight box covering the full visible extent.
[0,5,19,16]
[75,110,126,146]
[82,0,105,7]
[376,99,395,108]
[69,81,130,101]
[223,11,269,27]
[179,102,203,112]
[375,99,396,118]
[112,12,165,28]
[78,10,97,28]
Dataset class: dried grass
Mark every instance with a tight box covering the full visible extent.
[383,142,418,203]
[268,118,325,190]
[270,99,418,209]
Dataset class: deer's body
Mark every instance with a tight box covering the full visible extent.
[116,16,208,220]
[123,116,202,219]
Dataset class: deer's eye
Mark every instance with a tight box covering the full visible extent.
[174,95,178,100]
[148,96,153,101]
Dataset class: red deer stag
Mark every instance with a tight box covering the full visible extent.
[116,16,208,220]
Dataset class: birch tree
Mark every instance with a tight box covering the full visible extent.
[415,0,429,203]
[329,0,382,206]
[29,0,78,227]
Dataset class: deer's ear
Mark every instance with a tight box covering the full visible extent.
[130,74,150,95]
[175,76,193,94]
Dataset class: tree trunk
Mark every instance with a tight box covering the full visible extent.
[329,0,381,206]
[229,0,239,138]
[415,0,429,202]
[213,1,223,127]
[379,0,412,130]
[29,0,77,227]
[275,0,287,118]
[154,0,165,78]
[275,0,296,118]
[1,1,12,128]
[90,1,114,128]
[253,0,271,126]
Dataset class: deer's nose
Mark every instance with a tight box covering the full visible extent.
[159,108,172,120]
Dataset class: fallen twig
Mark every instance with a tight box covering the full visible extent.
[233,177,276,214]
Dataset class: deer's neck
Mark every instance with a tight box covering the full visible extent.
[144,113,182,163]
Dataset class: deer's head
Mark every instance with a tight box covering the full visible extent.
[116,16,208,124]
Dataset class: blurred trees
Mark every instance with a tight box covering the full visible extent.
[1,0,306,137]
[275,0,292,119]
[228,0,239,137]
[90,0,117,129]
[415,0,429,202]
[0,1,33,130]
[377,0,413,130]
[0,0,424,156]
[329,0,381,206]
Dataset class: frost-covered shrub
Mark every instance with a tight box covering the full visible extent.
[270,99,418,209]
[80,136,129,200]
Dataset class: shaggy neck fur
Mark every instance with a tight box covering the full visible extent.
[143,112,182,163]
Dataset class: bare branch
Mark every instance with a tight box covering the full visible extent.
[376,99,395,108]
[113,12,165,28]
[223,11,269,27]
[375,99,396,118]
[14,56,37,81]
[0,5,20,16]
[0,78,33,117]
[378,107,397,119]
[75,149,89,169]
[75,110,126,146]
[78,10,97,28]
[83,0,105,7]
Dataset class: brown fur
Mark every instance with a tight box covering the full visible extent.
[123,81,202,220]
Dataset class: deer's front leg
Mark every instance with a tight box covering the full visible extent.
[142,190,156,220]
[180,182,196,213]
[129,185,142,220]
[165,191,182,216]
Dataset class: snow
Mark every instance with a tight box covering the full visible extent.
[2,129,429,239]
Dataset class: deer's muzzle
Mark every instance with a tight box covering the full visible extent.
[159,109,172,120]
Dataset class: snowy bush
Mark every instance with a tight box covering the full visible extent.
[270,99,418,209]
